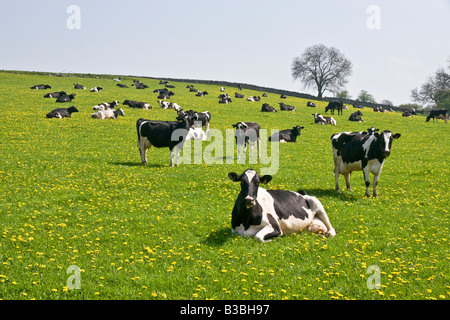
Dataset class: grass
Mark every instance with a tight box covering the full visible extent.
[0,70,448,300]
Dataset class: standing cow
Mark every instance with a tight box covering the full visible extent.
[331,128,401,197]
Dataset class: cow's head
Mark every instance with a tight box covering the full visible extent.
[293,126,304,136]
[376,130,401,157]
[232,122,247,130]
[228,169,272,208]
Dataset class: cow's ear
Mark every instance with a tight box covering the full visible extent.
[260,175,272,185]
[228,172,240,182]
[300,126,305,129]
[393,133,401,139]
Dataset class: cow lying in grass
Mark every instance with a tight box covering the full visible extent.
[228,169,336,242]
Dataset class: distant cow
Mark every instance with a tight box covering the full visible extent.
[279,102,296,111]
[91,108,125,120]
[235,93,244,99]
[280,94,287,99]
[426,109,448,123]
[219,94,232,104]
[261,103,277,112]
[348,111,364,122]
[325,100,343,115]
[313,113,336,125]
[44,91,66,98]
[56,93,76,103]
[331,128,401,197]
[232,122,260,160]
[268,126,304,142]
[307,101,317,108]
[74,83,86,89]
[31,84,51,89]
[136,112,194,167]
[158,100,181,111]
[123,99,151,109]
[220,87,225,92]
[116,83,129,88]
[93,100,119,111]
[46,106,79,118]
[90,86,103,92]
[402,112,413,117]
[195,91,208,97]
[136,83,149,89]
[228,169,336,241]
[373,106,386,113]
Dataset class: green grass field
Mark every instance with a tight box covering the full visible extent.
[0,70,448,300]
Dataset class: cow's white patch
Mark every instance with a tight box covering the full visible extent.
[245,170,257,182]
[382,132,391,153]
[362,134,376,157]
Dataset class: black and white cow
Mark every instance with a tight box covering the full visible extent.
[91,108,125,119]
[136,83,149,89]
[325,100,343,115]
[280,94,287,99]
[218,94,232,104]
[279,102,296,111]
[56,93,76,103]
[46,106,79,118]
[331,128,401,197]
[136,112,193,167]
[307,101,317,108]
[191,110,211,134]
[228,169,336,242]
[268,126,304,142]
[261,103,277,112]
[313,113,336,125]
[44,91,66,98]
[158,100,181,111]
[93,100,119,111]
[31,84,51,89]
[402,112,413,117]
[123,99,151,109]
[348,111,364,122]
[90,86,103,92]
[235,93,244,99]
[195,91,208,97]
[426,109,448,123]
[116,83,129,88]
[74,83,86,89]
[232,122,260,160]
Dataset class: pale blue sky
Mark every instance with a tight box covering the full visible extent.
[1,0,449,105]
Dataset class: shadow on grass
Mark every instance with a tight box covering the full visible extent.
[202,227,234,247]
[300,188,361,201]
[110,161,167,168]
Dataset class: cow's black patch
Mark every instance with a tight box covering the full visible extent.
[267,190,309,221]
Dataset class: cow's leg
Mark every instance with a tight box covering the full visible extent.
[334,165,341,192]
[344,172,352,191]
[308,217,327,236]
[310,198,336,237]
[363,167,371,197]
[255,215,282,242]
[373,172,381,197]
[237,143,243,160]
[139,138,151,165]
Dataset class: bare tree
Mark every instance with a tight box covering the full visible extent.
[291,44,352,98]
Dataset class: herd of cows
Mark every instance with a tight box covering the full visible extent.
[31,78,447,241]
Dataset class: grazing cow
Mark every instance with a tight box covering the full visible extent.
[91,108,125,120]
[74,83,86,89]
[232,122,260,160]
[117,83,129,88]
[279,102,296,111]
[426,109,448,123]
[46,106,79,118]
[313,113,336,125]
[228,169,336,242]
[136,112,193,167]
[31,84,51,89]
[123,99,151,109]
[235,93,244,99]
[158,100,181,111]
[56,93,76,103]
[261,103,277,112]
[93,100,119,111]
[44,91,66,98]
[348,111,364,122]
[90,86,103,92]
[325,100,343,115]
[331,128,401,197]
[307,101,317,108]
[402,112,413,117]
[268,126,304,142]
